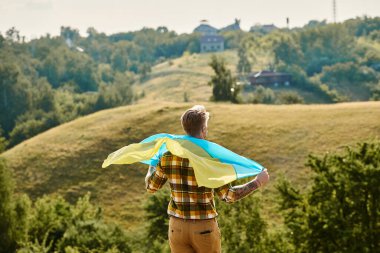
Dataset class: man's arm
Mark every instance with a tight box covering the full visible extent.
[216,169,269,203]
[145,163,168,193]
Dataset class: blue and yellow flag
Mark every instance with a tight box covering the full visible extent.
[102,133,264,188]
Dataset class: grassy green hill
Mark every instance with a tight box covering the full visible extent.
[134,50,238,103]
[2,101,380,232]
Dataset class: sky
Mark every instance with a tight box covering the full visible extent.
[0,0,379,39]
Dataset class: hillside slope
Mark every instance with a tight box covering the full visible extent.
[2,101,380,231]
[134,50,238,103]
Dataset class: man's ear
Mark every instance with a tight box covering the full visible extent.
[202,126,207,138]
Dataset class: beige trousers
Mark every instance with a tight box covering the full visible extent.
[168,216,221,253]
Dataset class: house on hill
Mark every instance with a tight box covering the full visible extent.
[194,20,218,35]
[199,35,224,53]
[248,70,291,87]
[250,24,278,34]
[194,20,224,53]
[220,19,242,32]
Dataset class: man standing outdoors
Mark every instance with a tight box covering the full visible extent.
[145,105,270,253]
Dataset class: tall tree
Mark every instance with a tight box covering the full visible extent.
[208,56,239,103]
[237,43,252,74]
[273,35,304,67]
[0,159,16,253]
[0,62,30,134]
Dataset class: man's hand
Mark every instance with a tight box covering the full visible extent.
[254,168,269,187]
[145,165,156,188]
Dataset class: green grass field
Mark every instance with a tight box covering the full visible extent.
[2,101,380,232]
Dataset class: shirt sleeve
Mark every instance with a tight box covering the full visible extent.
[146,161,168,193]
[214,180,260,203]
[214,183,237,203]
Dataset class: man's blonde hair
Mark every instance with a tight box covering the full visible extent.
[180,105,210,137]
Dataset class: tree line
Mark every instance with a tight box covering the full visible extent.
[0,26,201,151]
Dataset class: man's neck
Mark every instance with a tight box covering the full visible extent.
[191,134,204,139]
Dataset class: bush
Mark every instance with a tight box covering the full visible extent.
[217,195,267,253]
[144,189,170,243]
[0,158,17,253]
[0,159,30,253]
[370,82,380,101]
[0,160,132,253]
[21,194,132,253]
[217,193,293,253]
[95,73,133,110]
[0,127,8,153]
[143,189,171,252]
[277,91,304,104]
[251,86,276,104]
[8,110,60,147]
[277,141,380,252]
[320,62,378,88]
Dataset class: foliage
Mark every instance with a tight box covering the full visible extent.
[277,91,304,104]
[143,189,171,253]
[237,42,252,74]
[217,195,267,252]
[217,193,293,253]
[0,61,30,133]
[0,127,8,153]
[273,35,304,67]
[0,158,132,253]
[275,63,340,102]
[0,158,30,253]
[0,25,202,150]
[303,20,327,29]
[271,24,357,76]
[221,30,246,49]
[320,62,378,100]
[277,141,380,253]
[370,82,380,101]
[144,189,170,244]
[15,194,132,253]
[208,55,240,103]
[95,73,134,110]
[347,16,380,37]
[9,110,60,147]
[268,21,378,102]
[251,85,276,104]
[298,24,356,75]
[0,158,17,253]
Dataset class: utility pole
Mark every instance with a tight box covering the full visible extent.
[286,17,290,29]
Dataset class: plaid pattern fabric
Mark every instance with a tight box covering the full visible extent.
[147,151,237,219]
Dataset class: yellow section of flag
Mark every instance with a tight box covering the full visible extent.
[102,138,237,188]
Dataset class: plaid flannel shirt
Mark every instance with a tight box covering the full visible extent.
[146,151,244,219]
